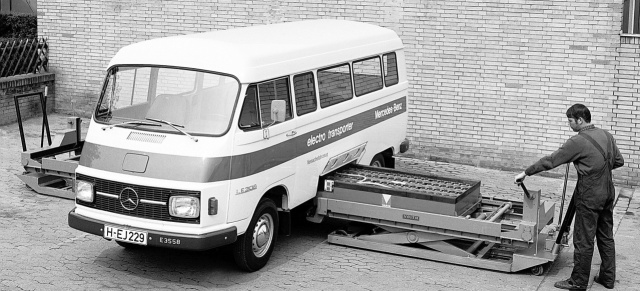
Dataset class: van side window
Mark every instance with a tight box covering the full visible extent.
[353,56,383,96]
[239,85,260,130]
[258,77,292,125]
[318,64,353,108]
[383,52,399,86]
[293,72,317,116]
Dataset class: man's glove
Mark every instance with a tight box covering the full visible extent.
[514,171,527,184]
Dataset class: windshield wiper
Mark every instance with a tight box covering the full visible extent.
[145,118,198,142]
[102,120,161,131]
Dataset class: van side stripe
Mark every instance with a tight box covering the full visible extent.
[80,96,406,183]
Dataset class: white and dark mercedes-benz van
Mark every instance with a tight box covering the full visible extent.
[68,19,409,271]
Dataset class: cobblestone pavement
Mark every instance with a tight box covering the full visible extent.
[0,114,637,291]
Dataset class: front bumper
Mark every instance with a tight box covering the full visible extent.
[68,208,237,251]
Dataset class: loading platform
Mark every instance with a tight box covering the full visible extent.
[314,165,564,275]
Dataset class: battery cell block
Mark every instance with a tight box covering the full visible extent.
[325,165,482,216]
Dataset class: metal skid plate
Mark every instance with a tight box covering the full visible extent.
[17,171,75,200]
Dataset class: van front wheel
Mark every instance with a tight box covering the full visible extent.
[233,198,279,272]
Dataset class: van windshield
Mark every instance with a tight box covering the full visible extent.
[95,66,239,136]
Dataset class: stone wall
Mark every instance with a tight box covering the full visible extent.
[36,0,639,186]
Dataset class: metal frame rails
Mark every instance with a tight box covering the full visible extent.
[17,117,83,200]
[315,165,562,275]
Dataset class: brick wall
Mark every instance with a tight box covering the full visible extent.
[36,0,639,186]
[614,37,640,185]
[0,73,55,125]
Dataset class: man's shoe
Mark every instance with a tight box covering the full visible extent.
[554,278,586,291]
[594,275,614,289]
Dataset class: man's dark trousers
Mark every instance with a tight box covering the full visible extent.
[571,190,616,287]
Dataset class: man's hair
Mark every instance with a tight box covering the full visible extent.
[566,103,591,123]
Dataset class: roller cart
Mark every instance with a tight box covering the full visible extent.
[311,165,567,275]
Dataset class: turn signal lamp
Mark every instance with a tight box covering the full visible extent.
[208,197,218,215]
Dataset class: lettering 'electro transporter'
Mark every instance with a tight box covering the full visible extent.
[307,122,353,147]
[68,19,409,271]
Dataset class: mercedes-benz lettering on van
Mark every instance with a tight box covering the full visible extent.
[68,19,409,271]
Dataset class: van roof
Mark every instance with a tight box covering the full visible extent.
[108,19,403,83]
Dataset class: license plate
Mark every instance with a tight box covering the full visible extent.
[104,225,148,245]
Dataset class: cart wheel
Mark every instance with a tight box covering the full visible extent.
[530,265,545,276]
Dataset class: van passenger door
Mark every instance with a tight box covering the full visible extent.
[291,72,323,206]
[229,78,297,222]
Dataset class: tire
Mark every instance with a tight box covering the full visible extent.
[233,198,279,272]
[369,153,386,167]
[530,264,545,276]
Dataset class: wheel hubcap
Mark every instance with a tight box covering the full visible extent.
[252,213,274,258]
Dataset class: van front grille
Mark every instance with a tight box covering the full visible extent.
[76,174,200,224]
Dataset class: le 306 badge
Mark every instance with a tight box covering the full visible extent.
[236,184,257,195]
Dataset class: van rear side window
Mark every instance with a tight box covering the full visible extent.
[293,72,317,116]
[353,56,383,96]
[318,64,353,108]
[383,52,399,86]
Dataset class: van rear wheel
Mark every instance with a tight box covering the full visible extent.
[370,153,386,167]
[233,198,279,272]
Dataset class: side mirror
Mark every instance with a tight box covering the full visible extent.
[270,100,286,123]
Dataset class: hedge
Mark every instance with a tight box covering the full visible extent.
[0,14,37,39]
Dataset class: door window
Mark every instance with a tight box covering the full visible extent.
[239,77,292,130]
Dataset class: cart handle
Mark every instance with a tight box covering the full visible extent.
[516,179,534,200]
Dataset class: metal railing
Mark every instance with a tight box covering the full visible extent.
[0,37,48,78]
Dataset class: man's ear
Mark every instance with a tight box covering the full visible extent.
[577,117,584,125]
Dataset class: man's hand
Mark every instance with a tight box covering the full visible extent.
[514,171,527,184]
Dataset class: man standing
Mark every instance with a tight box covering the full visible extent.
[514,104,624,290]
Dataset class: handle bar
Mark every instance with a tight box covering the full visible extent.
[516,179,534,200]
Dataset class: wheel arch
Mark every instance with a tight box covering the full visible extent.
[261,184,289,210]
[375,147,395,168]
[260,184,291,236]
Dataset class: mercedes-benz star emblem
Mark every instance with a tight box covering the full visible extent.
[119,187,139,211]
